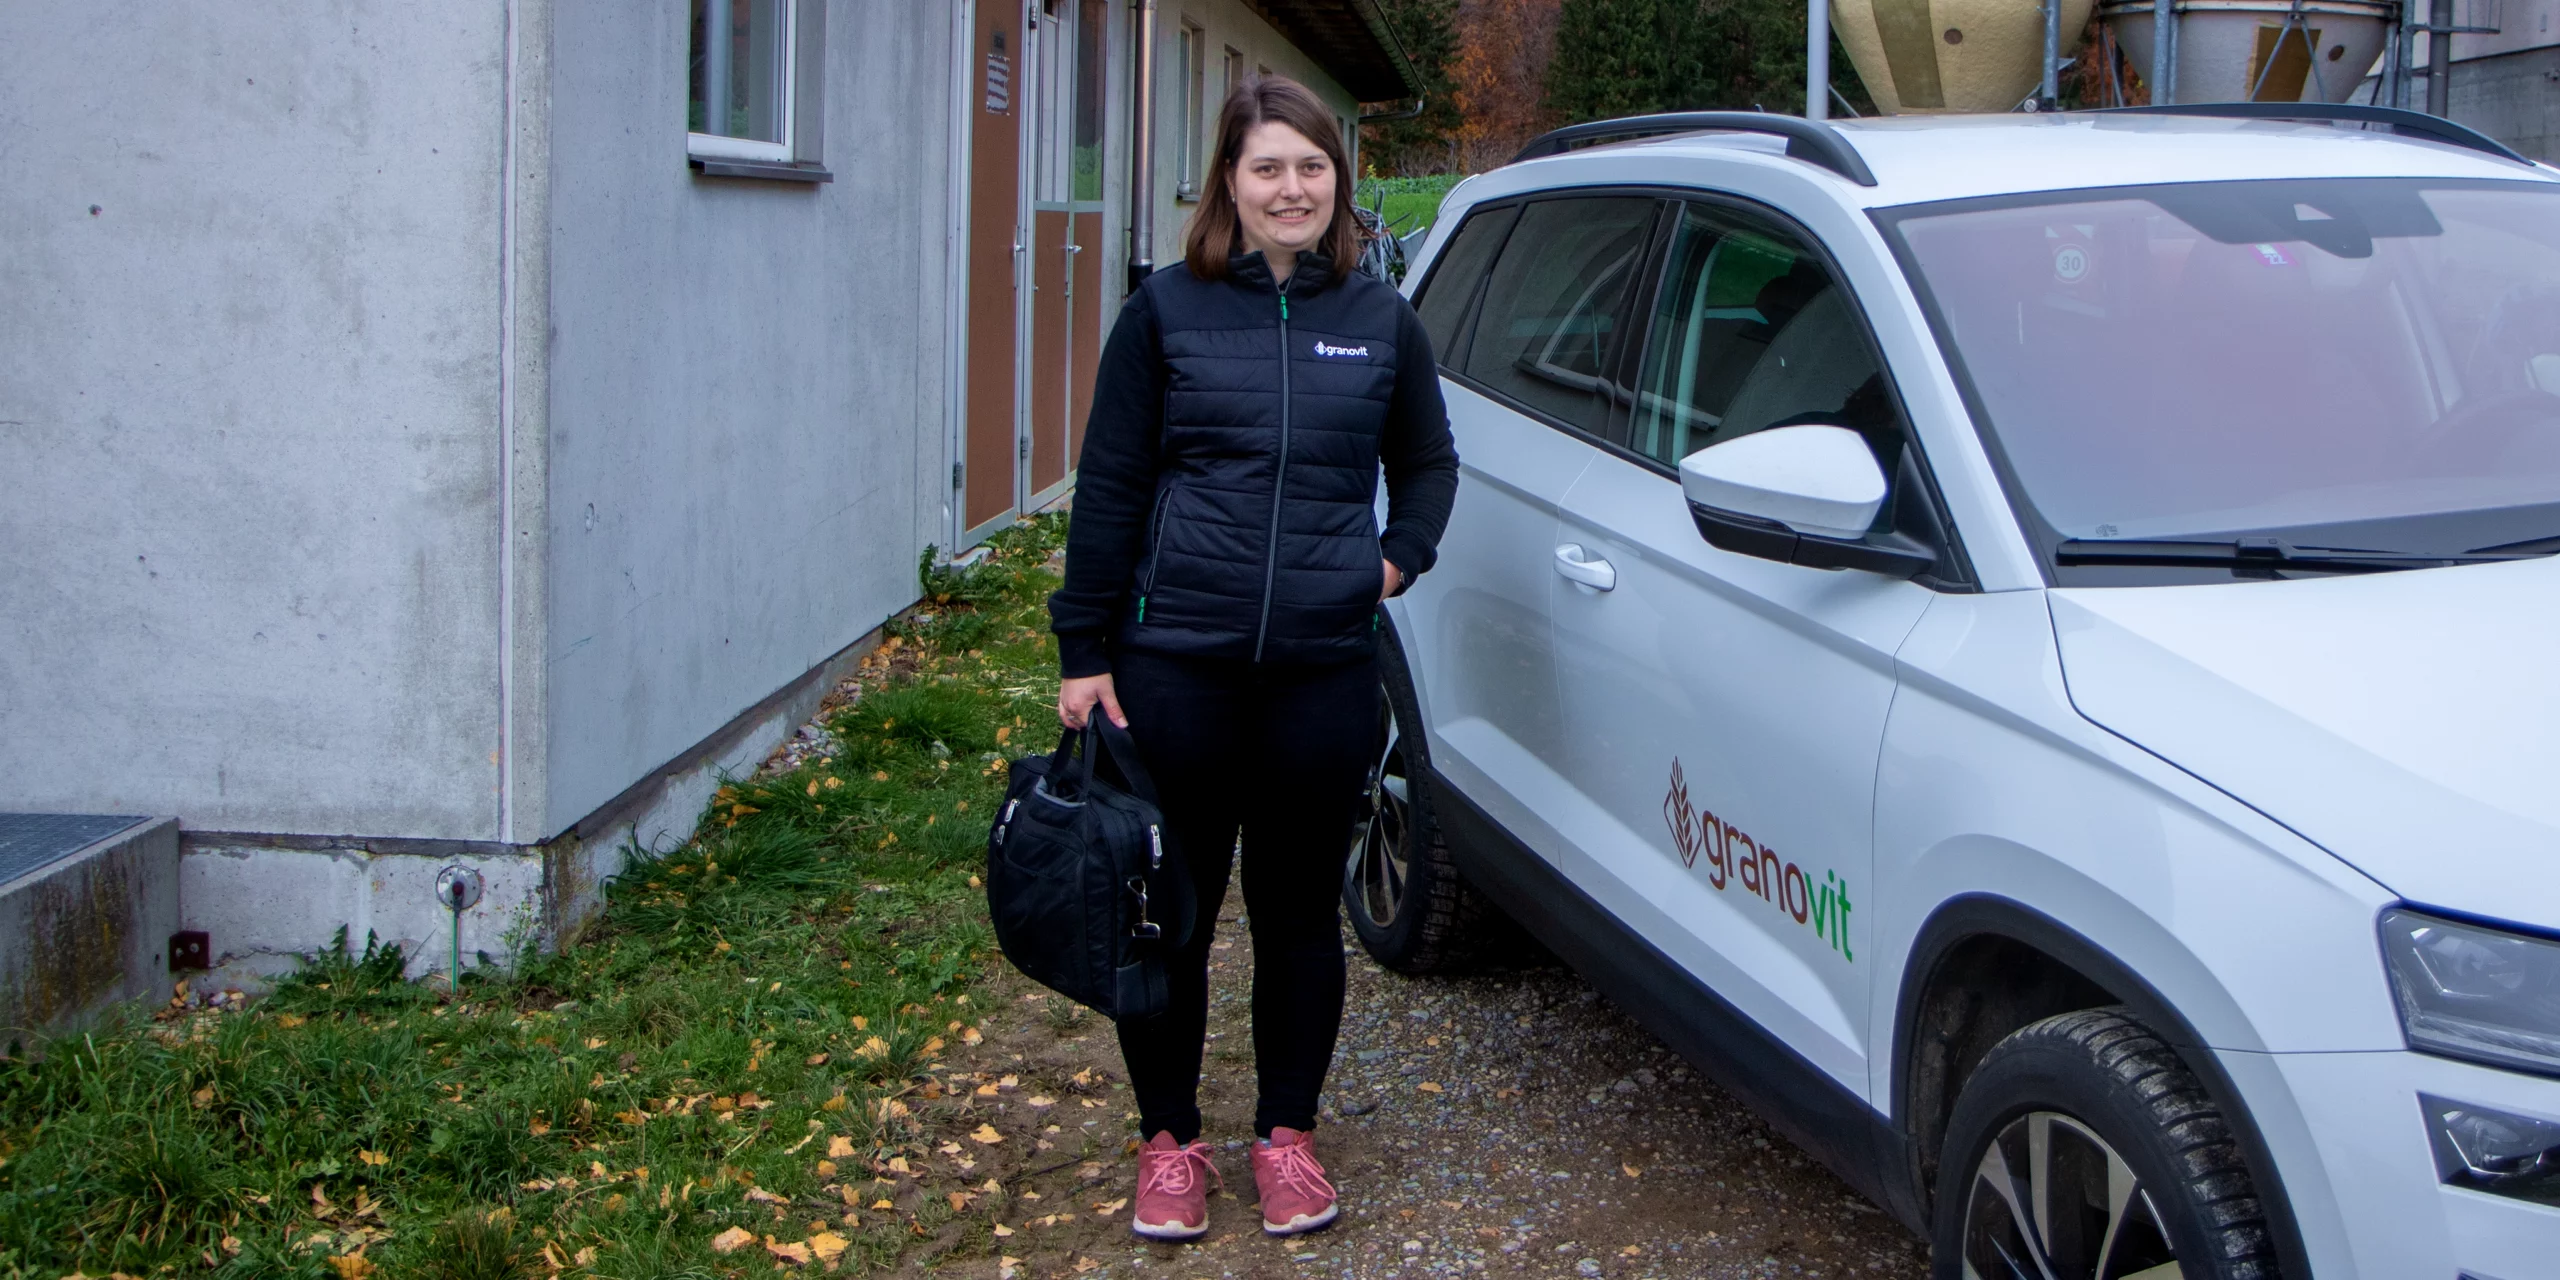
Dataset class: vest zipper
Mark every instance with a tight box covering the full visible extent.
[1253,287,1292,661]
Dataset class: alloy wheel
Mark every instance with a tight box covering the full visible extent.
[1345,698,1412,930]
[1961,1110,2183,1280]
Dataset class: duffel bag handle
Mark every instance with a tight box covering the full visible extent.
[1043,716,1162,808]
[1088,716,1161,807]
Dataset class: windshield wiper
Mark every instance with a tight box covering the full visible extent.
[2055,536,2540,572]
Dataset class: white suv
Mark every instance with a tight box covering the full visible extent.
[1344,106,2560,1278]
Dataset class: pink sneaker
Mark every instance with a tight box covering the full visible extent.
[1250,1127,1338,1235]
[1131,1131,1220,1240]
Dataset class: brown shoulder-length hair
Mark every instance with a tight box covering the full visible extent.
[1182,76,1363,282]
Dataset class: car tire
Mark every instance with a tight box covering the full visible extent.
[1933,1007,2281,1280]
[1342,620,1518,974]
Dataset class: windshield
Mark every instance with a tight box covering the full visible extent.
[1884,179,2560,565]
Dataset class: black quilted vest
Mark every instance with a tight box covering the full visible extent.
[1122,253,1409,665]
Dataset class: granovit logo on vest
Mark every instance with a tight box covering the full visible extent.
[1312,341,1369,358]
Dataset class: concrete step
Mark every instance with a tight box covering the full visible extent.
[0,813,179,1055]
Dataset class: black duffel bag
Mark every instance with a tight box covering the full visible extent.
[985,719,1193,1020]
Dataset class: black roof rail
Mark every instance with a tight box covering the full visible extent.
[1509,112,1879,187]
[2096,102,2531,165]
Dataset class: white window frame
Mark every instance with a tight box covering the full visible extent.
[1176,21,1206,200]
[688,0,799,164]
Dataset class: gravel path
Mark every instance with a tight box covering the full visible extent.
[952,891,1932,1280]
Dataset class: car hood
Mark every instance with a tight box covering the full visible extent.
[2049,556,2560,927]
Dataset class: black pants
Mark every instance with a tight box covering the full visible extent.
[1110,646,1379,1143]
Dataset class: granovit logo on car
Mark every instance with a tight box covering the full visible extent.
[1311,341,1369,358]
[1664,759,1854,961]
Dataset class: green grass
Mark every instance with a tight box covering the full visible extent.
[0,516,1072,1280]
[1357,173,1467,239]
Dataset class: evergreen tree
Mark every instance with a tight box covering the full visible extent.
[1548,0,1872,121]
[1361,0,1466,175]
[1546,0,1675,124]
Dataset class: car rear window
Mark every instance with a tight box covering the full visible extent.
[1412,204,1517,366]
[1460,197,1658,437]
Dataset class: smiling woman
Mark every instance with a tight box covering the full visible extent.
[1181,78,1364,283]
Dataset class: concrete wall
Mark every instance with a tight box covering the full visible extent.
[0,2,516,841]
[1148,1,1362,274]
[1,820,179,1052]
[538,0,956,839]
[2449,43,2560,160]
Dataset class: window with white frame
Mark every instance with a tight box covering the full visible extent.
[1176,21,1206,199]
[689,0,801,164]
[1224,46,1245,107]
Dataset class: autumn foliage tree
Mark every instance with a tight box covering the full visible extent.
[1451,0,1564,172]
[1360,0,1466,175]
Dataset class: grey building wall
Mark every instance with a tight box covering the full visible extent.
[0,2,516,841]
[538,0,955,838]
[2448,45,2560,161]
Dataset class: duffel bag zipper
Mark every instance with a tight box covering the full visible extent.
[1253,287,1294,661]
[991,798,1020,848]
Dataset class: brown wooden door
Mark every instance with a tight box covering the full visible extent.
[963,0,1025,532]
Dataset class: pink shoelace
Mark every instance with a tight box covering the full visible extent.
[1140,1142,1221,1199]
[1259,1139,1335,1202]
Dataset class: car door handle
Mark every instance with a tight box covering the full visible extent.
[1553,543,1617,591]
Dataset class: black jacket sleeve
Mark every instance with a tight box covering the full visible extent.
[1047,285,1167,678]
[1377,300,1459,593]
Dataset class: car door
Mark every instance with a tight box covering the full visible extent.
[1394,194,1660,858]
[1545,196,1942,1096]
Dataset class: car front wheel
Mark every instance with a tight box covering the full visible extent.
[1342,623,1511,974]
[1934,1007,2282,1280]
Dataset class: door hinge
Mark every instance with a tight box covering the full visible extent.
[952,461,965,490]
[1018,435,1032,459]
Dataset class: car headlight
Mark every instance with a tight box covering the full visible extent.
[2381,907,2560,1076]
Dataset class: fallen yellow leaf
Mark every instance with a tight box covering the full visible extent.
[1073,1257,1099,1273]
[992,1223,1015,1237]
[764,1236,812,1265]
[805,1052,829,1066]
[356,1150,388,1167]
[584,1036,607,1049]
[962,1027,984,1046]
[871,1198,894,1211]
[821,1093,847,1112]
[746,1187,788,1205]
[1027,1095,1056,1108]
[1621,1245,1643,1256]
[709,1226,756,1255]
[1622,1163,1641,1178]
[325,1254,374,1280]
[276,1014,306,1028]
[827,1135,855,1158]
[969,874,983,888]
[970,1124,1005,1145]
[1417,1081,1444,1093]
[1093,1197,1128,1215]
[808,1232,849,1262]
[854,1036,890,1060]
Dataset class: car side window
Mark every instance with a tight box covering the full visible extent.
[1413,204,1519,367]
[1627,203,1895,469]
[1461,197,1658,438]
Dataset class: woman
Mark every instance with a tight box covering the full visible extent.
[1049,76,1458,1240]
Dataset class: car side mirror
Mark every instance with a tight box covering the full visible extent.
[1678,424,1932,578]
